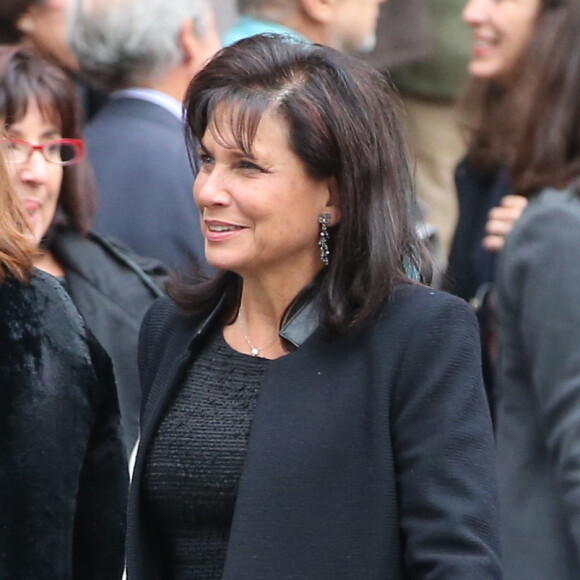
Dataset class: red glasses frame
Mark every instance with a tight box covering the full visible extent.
[0,138,86,166]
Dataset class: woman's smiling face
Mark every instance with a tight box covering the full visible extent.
[463,0,541,80]
[194,107,340,281]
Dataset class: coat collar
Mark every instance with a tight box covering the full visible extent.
[188,294,321,352]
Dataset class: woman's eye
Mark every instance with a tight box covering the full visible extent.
[238,160,262,171]
[199,153,214,165]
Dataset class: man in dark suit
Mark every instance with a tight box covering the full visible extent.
[70,0,221,271]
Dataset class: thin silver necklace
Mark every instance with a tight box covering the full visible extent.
[239,315,279,357]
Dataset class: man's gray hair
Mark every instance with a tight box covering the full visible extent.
[69,0,211,91]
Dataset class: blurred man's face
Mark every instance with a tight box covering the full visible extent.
[331,0,385,53]
[18,0,78,71]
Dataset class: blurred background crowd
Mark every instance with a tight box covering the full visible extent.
[1,0,580,578]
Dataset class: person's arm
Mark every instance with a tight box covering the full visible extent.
[505,198,580,557]
[393,296,501,578]
[72,331,129,580]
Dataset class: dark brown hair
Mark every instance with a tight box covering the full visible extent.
[0,45,96,234]
[172,34,428,336]
[0,144,36,282]
[0,0,36,44]
[462,0,580,196]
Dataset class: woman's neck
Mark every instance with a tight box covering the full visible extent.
[223,271,315,359]
[34,249,66,279]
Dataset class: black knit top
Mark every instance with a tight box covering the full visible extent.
[142,329,269,579]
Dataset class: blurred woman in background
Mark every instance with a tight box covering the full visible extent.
[458,0,580,578]
[0,143,127,578]
[0,45,167,454]
[445,0,539,402]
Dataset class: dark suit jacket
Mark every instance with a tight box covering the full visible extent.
[85,96,205,271]
[127,283,501,579]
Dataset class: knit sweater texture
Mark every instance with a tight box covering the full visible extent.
[142,330,269,579]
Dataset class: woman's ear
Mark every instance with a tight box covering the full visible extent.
[16,12,35,35]
[324,177,341,226]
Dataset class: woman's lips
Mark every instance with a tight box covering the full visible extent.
[204,220,245,242]
[23,199,41,215]
[472,35,497,58]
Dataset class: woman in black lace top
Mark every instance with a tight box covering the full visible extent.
[128,34,501,580]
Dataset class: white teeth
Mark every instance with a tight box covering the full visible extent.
[208,224,237,232]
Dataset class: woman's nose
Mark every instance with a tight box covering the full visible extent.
[18,149,49,183]
[194,166,231,208]
[463,0,488,26]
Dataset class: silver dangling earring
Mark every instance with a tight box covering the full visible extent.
[318,213,331,266]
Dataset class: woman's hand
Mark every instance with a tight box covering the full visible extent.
[482,195,528,252]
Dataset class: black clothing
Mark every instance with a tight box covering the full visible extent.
[50,227,167,452]
[445,159,509,409]
[0,270,128,579]
[128,284,501,580]
[445,158,507,302]
[143,330,267,579]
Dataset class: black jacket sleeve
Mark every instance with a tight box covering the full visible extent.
[393,296,501,578]
[72,331,129,579]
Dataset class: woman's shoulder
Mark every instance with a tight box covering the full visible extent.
[141,295,184,336]
[390,282,475,318]
[367,283,478,345]
[52,227,168,296]
[139,296,203,358]
[507,186,580,248]
[0,269,84,331]
[523,186,580,218]
[0,270,101,394]
[137,296,209,396]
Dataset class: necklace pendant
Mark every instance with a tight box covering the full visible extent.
[251,347,260,356]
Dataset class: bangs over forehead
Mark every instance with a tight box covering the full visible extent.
[0,47,78,136]
[2,85,63,131]
[190,85,287,157]
[186,62,309,158]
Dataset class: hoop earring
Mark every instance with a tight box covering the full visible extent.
[318,213,331,266]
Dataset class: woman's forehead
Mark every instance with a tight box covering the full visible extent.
[204,102,283,153]
[4,94,62,130]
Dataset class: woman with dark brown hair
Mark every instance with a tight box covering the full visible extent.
[453,0,580,578]
[0,146,128,578]
[0,45,168,455]
[127,34,500,580]
[445,0,541,400]
[446,0,540,307]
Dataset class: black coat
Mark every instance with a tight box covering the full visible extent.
[445,159,510,412]
[50,227,168,453]
[0,271,128,579]
[445,158,508,302]
[127,283,501,579]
